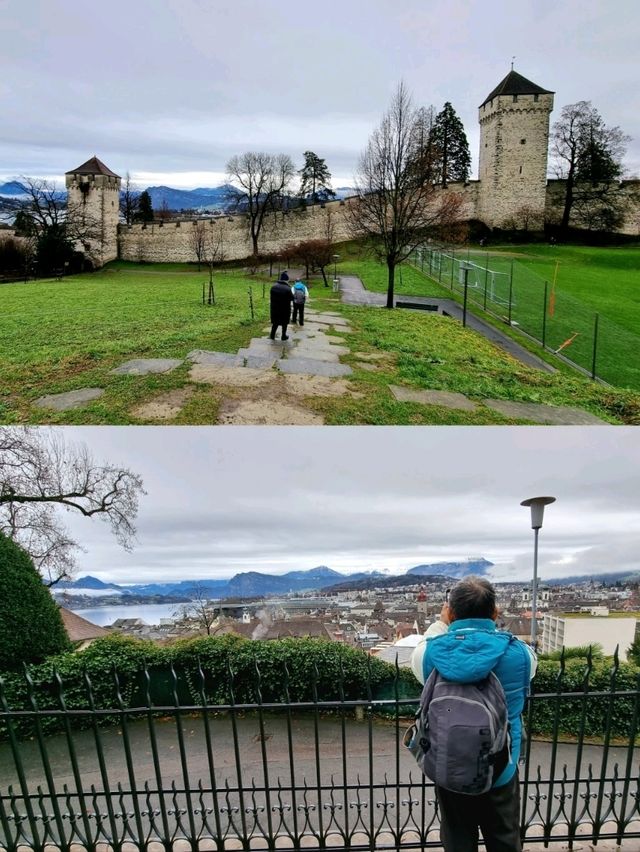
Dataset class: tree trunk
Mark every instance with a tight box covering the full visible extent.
[386,261,395,309]
[320,266,328,286]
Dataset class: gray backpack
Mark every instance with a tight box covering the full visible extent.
[405,668,511,795]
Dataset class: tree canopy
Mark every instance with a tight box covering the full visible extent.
[136,190,154,222]
[0,533,70,670]
[299,151,335,203]
[430,102,472,187]
[551,101,629,232]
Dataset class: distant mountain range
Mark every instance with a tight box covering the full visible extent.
[51,559,494,606]
[0,182,356,214]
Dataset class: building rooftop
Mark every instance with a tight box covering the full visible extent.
[481,70,553,107]
[65,156,120,178]
[59,607,110,642]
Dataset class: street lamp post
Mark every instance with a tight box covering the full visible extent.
[520,496,556,649]
[333,254,339,282]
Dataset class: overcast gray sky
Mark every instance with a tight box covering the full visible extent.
[51,426,640,586]
[1,0,638,188]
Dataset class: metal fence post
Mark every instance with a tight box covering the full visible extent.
[542,281,548,349]
[508,260,514,325]
[463,267,469,327]
[591,313,600,380]
[450,248,455,289]
[483,253,489,310]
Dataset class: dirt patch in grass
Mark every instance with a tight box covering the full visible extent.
[282,374,356,398]
[188,364,277,388]
[131,387,196,421]
[217,398,324,425]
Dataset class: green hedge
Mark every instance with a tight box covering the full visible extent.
[0,533,71,669]
[0,634,419,738]
[2,634,639,743]
[529,658,640,739]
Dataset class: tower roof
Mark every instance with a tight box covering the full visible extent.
[480,70,553,107]
[66,156,120,178]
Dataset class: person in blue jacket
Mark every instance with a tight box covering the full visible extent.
[410,577,537,852]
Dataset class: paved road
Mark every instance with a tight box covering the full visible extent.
[339,275,555,373]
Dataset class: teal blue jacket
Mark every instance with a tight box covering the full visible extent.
[420,619,534,787]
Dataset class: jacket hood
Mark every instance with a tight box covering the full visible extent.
[427,619,513,683]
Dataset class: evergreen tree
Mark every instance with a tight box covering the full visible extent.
[137,190,154,222]
[430,102,472,187]
[0,533,70,670]
[299,151,335,203]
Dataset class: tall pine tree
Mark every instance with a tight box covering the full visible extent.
[136,190,154,222]
[299,152,335,203]
[430,102,471,187]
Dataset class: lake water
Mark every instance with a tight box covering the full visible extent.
[74,602,184,626]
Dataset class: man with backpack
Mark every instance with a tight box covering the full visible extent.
[291,278,309,326]
[269,273,294,341]
[409,577,537,852]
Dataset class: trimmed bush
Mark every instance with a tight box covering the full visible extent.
[0,533,71,669]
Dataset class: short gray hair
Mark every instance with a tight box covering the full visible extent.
[448,577,496,620]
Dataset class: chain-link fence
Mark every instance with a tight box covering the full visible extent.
[411,247,640,391]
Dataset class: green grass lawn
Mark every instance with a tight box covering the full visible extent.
[2,259,640,425]
[341,244,640,391]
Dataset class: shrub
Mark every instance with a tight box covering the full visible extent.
[0,533,71,670]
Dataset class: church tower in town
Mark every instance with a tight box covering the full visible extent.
[65,156,121,267]
[477,70,554,229]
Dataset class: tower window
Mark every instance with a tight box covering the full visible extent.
[513,95,518,102]
[519,166,523,174]
[534,94,539,102]
[520,138,526,145]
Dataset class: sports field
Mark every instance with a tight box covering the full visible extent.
[408,244,640,390]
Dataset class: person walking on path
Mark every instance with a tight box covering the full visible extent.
[270,273,294,340]
[410,577,537,852]
[291,278,309,326]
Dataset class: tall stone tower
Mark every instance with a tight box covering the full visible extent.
[65,156,121,267]
[477,70,554,229]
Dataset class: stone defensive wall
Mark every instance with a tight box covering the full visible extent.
[545,179,640,236]
[117,183,480,264]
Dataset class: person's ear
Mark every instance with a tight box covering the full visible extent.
[492,606,499,622]
[445,604,456,624]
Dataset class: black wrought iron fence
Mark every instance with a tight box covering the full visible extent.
[1,660,639,851]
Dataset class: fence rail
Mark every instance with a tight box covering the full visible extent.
[411,246,640,392]
[1,661,639,851]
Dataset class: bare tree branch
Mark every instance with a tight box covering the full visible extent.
[0,427,145,585]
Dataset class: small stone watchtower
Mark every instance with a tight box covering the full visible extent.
[65,156,121,267]
[477,70,554,229]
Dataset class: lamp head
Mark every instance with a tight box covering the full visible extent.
[521,496,556,529]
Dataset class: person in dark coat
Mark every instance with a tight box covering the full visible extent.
[270,274,294,340]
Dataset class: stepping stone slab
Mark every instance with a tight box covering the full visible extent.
[355,362,378,372]
[483,399,607,425]
[283,374,352,398]
[111,358,183,375]
[288,348,340,363]
[187,350,243,367]
[353,351,385,361]
[34,387,104,411]
[276,358,353,377]
[389,385,478,412]
[244,355,277,369]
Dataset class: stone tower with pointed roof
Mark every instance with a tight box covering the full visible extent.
[477,70,554,228]
[65,156,121,267]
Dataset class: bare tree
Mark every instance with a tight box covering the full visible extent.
[347,83,463,308]
[175,582,222,636]
[203,222,226,303]
[14,176,103,271]
[119,172,139,226]
[190,220,207,270]
[158,200,172,221]
[226,152,295,255]
[551,101,629,231]
[0,428,145,586]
